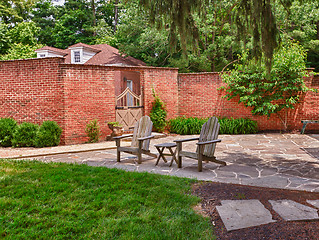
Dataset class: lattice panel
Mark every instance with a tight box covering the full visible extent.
[116,108,143,130]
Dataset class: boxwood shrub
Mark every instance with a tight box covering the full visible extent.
[12,122,39,147]
[169,116,258,135]
[35,121,62,147]
[0,118,17,147]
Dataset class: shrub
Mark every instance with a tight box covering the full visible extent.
[169,117,208,135]
[221,41,312,131]
[218,117,258,134]
[169,117,258,135]
[85,119,100,143]
[0,118,17,147]
[35,121,62,147]
[150,90,167,132]
[12,122,39,147]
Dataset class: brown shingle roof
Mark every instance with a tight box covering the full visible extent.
[84,44,146,66]
[35,46,68,56]
[37,43,146,66]
[68,42,101,53]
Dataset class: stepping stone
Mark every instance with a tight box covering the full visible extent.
[269,200,319,221]
[307,200,319,209]
[216,200,275,231]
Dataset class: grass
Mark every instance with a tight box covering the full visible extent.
[0,159,214,239]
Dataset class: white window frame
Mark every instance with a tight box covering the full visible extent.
[73,51,81,63]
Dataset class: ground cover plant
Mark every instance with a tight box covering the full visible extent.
[169,117,258,135]
[0,159,214,239]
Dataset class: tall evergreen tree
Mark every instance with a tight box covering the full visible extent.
[137,0,302,67]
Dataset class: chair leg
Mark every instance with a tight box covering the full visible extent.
[198,146,204,172]
[198,155,203,172]
[137,140,142,164]
[176,142,182,168]
[116,139,121,162]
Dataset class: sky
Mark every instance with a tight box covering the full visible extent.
[52,0,65,6]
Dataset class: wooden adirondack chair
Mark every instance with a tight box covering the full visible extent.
[114,116,157,164]
[174,117,225,172]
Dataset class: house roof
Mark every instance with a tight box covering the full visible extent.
[68,42,101,53]
[35,46,68,56]
[36,43,146,66]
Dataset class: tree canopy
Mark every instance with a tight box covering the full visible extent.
[0,0,318,72]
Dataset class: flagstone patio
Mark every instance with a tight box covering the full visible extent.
[4,133,318,192]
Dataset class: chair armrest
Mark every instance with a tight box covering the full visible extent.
[137,135,155,141]
[174,137,199,143]
[196,139,221,145]
[113,134,133,140]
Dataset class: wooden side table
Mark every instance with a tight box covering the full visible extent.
[154,142,178,167]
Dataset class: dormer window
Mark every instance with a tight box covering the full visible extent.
[74,51,81,63]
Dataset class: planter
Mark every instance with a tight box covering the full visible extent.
[107,123,124,140]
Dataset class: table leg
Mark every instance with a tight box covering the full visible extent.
[155,147,167,166]
[301,122,308,134]
[168,147,177,167]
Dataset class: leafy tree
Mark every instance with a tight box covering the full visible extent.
[8,21,39,45]
[32,0,59,46]
[0,0,35,23]
[137,0,319,70]
[275,1,319,70]
[115,0,172,67]
[0,23,11,54]
[0,43,43,60]
[221,41,312,131]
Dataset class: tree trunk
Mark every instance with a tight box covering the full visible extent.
[91,0,96,36]
[114,0,119,33]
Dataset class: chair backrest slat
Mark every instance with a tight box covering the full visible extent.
[197,117,220,157]
[131,116,153,150]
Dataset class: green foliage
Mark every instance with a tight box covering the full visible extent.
[0,23,11,54]
[34,121,62,148]
[222,41,310,130]
[0,43,42,60]
[8,21,40,46]
[0,159,213,239]
[85,119,100,143]
[275,1,319,70]
[150,90,167,132]
[107,121,122,127]
[218,117,258,134]
[12,122,39,147]
[0,118,17,147]
[169,116,258,135]
[169,117,208,135]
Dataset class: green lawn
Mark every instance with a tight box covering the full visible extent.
[0,159,214,239]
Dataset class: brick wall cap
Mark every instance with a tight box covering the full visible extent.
[178,72,220,75]
[0,56,65,63]
[60,63,179,71]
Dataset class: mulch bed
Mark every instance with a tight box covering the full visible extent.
[192,182,319,240]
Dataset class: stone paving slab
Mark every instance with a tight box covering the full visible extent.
[269,200,319,221]
[306,200,319,209]
[2,133,319,192]
[216,200,275,231]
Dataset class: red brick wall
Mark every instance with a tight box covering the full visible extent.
[60,64,116,144]
[178,72,319,131]
[1,58,318,146]
[142,68,179,120]
[0,58,66,141]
